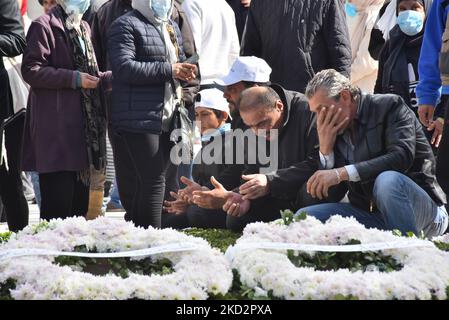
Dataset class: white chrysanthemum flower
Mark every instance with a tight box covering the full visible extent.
[228,215,449,300]
[0,217,232,300]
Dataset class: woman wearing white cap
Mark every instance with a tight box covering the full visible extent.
[163,88,233,228]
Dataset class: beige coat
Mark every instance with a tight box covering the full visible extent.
[347,0,385,93]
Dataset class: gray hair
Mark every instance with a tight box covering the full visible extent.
[238,87,280,113]
[305,69,361,101]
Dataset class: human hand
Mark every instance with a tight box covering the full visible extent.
[428,118,445,147]
[239,174,269,200]
[178,176,203,204]
[241,0,251,7]
[306,168,347,200]
[163,191,189,215]
[192,176,231,209]
[417,104,435,127]
[172,63,197,81]
[80,72,99,89]
[222,192,251,217]
[317,105,349,155]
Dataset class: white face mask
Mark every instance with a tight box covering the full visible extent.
[62,0,90,30]
[151,0,171,20]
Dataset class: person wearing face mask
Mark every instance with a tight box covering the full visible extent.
[21,0,112,221]
[345,0,385,93]
[374,0,443,146]
[108,0,197,229]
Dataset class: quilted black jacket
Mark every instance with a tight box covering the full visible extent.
[107,9,186,133]
[241,0,352,94]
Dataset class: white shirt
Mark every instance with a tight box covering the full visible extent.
[319,151,361,182]
[182,0,240,85]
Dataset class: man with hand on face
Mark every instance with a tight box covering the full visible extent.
[172,79,319,231]
[296,69,448,238]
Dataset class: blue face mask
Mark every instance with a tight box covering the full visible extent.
[397,10,424,36]
[345,1,357,18]
[151,0,172,20]
[64,0,90,15]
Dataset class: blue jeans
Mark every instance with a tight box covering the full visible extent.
[296,171,442,238]
[28,171,41,209]
[109,178,122,207]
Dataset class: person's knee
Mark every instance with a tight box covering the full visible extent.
[295,204,334,223]
[373,171,404,201]
[139,175,165,189]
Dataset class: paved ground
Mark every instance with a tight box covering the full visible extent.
[0,201,126,233]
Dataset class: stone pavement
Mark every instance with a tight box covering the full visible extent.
[0,202,126,233]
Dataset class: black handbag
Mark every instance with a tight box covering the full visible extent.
[169,100,194,162]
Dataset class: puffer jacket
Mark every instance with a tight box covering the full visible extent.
[107,9,186,133]
[240,0,351,94]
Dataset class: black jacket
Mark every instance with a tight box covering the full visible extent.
[226,0,249,41]
[240,0,351,94]
[0,0,26,121]
[108,10,186,134]
[327,93,447,212]
[215,84,319,206]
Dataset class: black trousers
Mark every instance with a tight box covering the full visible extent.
[113,131,171,228]
[437,95,449,195]
[39,171,89,221]
[0,115,29,232]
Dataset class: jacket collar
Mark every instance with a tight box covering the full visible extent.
[48,5,66,33]
[269,83,293,130]
[354,93,369,125]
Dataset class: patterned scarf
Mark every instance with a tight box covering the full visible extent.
[58,6,107,182]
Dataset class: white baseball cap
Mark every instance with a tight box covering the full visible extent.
[215,56,272,86]
[194,88,231,119]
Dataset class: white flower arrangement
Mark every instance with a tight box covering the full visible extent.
[0,217,232,300]
[227,215,449,300]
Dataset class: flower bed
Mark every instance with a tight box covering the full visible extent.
[0,218,232,300]
[226,213,449,300]
[1,213,449,300]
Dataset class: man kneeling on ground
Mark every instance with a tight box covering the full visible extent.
[296,69,448,238]
[166,85,319,232]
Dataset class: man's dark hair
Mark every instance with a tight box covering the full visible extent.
[238,87,280,113]
[241,81,271,88]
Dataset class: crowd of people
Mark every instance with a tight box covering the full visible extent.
[0,0,448,238]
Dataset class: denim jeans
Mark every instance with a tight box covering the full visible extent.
[296,171,444,238]
[109,178,122,207]
[28,171,41,209]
